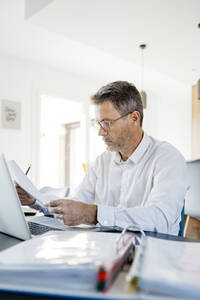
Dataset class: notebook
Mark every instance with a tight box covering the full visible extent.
[127,236,200,299]
[0,153,68,240]
[0,230,134,293]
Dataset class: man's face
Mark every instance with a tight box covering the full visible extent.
[95,101,133,152]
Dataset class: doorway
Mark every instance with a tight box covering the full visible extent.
[39,94,83,192]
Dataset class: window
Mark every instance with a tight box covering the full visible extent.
[39,96,106,193]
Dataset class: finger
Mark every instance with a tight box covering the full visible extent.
[17,189,27,195]
[50,200,63,207]
[54,213,63,220]
[14,181,22,188]
[15,184,25,192]
[17,191,30,199]
[16,187,28,196]
[49,206,62,214]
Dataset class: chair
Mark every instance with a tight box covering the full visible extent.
[178,205,185,237]
[184,159,200,239]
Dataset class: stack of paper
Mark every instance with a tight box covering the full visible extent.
[127,236,200,299]
[0,231,133,294]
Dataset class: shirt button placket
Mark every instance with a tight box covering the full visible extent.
[120,164,127,207]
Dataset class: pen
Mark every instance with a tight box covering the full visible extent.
[25,164,31,175]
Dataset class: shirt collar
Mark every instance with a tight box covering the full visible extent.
[114,132,151,165]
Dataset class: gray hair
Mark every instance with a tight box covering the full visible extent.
[91,81,143,126]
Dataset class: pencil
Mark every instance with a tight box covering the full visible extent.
[25,165,31,175]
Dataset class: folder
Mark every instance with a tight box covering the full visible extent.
[0,230,134,294]
[127,236,200,299]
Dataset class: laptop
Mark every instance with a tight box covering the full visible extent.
[0,153,64,240]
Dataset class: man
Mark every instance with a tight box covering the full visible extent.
[17,81,187,235]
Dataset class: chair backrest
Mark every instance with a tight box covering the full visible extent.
[185,159,200,218]
[178,204,185,237]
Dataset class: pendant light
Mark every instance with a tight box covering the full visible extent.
[139,44,147,109]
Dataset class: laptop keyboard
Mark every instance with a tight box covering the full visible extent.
[28,221,63,235]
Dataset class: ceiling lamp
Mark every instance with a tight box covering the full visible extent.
[139,44,147,109]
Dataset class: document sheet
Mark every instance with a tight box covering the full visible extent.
[0,231,134,293]
[8,160,62,202]
[127,236,200,299]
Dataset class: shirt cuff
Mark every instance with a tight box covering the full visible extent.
[97,205,115,226]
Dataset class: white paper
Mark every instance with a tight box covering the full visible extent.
[0,231,133,292]
[127,236,200,298]
[8,160,60,202]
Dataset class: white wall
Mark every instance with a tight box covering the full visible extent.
[142,70,191,158]
[0,53,191,186]
[0,54,96,185]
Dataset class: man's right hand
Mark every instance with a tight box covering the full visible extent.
[15,183,36,206]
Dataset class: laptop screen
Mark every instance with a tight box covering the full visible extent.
[0,153,31,240]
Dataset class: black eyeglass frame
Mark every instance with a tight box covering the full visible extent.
[96,111,133,131]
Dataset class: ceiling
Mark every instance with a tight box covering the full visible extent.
[0,0,200,84]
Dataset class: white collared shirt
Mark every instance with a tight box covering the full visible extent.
[72,132,188,235]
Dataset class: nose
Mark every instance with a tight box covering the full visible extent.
[98,126,107,137]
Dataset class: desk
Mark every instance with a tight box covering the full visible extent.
[0,230,197,300]
[0,232,21,251]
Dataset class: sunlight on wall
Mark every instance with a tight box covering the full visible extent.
[39,96,106,193]
[39,95,82,189]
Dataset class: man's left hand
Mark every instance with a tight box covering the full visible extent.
[48,199,97,226]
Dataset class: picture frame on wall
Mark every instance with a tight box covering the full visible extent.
[1,100,21,129]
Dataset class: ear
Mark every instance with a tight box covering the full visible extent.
[130,111,141,125]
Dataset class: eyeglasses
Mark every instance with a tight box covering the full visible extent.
[96,111,132,131]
